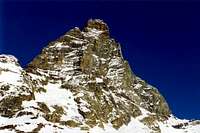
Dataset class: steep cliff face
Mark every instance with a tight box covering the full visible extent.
[0,19,199,133]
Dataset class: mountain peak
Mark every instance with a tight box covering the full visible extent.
[85,19,109,31]
[26,19,171,124]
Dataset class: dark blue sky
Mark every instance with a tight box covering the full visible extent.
[1,1,200,119]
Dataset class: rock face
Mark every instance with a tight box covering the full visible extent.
[0,19,199,133]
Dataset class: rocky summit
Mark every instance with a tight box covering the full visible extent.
[0,19,199,133]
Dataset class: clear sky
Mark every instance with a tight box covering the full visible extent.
[1,1,200,119]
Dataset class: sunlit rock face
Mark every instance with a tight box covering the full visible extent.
[0,19,199,133]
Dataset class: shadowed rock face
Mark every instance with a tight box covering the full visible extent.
[0,19,173,132]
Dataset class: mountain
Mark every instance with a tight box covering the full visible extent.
[0,19,199,133]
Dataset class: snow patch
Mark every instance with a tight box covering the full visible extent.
[96,77,103,83]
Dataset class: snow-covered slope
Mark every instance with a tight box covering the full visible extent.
[0,19,199,133]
